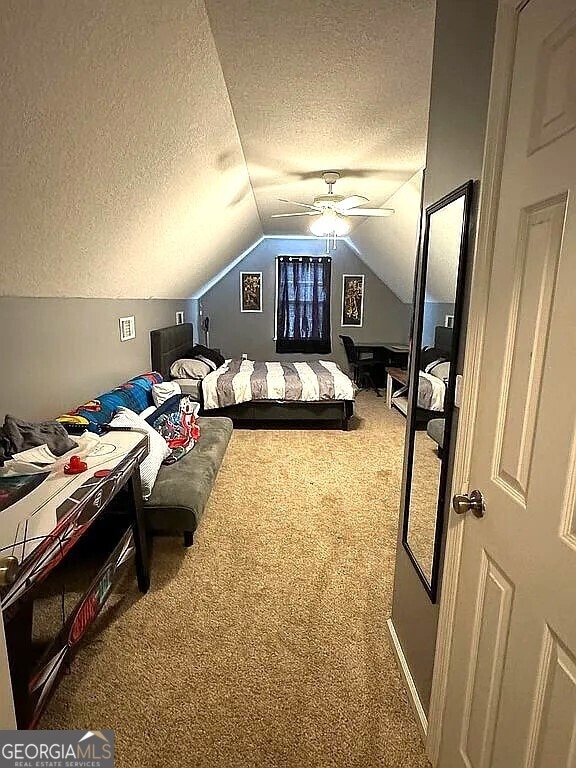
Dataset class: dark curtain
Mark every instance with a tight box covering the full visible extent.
[276,256,332,354]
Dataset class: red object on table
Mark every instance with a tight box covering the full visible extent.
[64,455,88,474]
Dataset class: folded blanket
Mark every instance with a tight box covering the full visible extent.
[0,415,78,462]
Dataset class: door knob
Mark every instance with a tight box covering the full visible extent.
[452,489,485,518]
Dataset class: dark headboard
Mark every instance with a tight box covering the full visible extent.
[434,325,453,356]
[150,323,194,379]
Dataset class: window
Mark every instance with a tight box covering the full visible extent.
[276,256,332,354]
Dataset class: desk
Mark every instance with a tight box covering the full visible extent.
[354,342,409,367]
[1,430,149,728]
[352,342,409,389]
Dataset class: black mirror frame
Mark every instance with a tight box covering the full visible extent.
[401,180,474,603]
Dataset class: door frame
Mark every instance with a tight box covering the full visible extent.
[426,0,527,763]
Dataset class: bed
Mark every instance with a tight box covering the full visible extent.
[391,325,453,427]
[150,323,355,430]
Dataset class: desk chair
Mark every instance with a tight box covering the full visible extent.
[339,335,382,396]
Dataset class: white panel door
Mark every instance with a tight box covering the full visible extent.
[439,0,576,766]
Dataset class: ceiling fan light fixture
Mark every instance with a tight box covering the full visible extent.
[309,210,350,237]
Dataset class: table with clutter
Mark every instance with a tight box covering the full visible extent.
[0,428,149,728]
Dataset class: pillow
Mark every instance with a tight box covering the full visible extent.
[169,358,212,380]
[421,348,447,371]
[108,406,170,499]
[427,360,451,383]
[191,344,225,369]
[152,380,182,406]
[145,394,200,465]
[194,355,217,372]
[424,358,446,374]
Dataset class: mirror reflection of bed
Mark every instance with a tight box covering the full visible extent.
[391,325,452,426]
[401,182,472,598]
[405,326,451,581]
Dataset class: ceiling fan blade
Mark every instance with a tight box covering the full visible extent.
[271,211,318,218]
[277,198,319,211]
[345,208,395,217]
[336,195,370,210]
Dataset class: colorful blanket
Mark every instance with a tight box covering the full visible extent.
[57,372,163,433]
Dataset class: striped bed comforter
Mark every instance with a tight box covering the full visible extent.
[202,359,355,410]
[418,371,446,411]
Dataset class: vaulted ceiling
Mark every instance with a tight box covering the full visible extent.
[0,0,434,302]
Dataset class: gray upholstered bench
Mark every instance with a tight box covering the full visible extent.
[144,416,233,546]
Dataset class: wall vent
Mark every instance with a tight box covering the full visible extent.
[119,316,136,342]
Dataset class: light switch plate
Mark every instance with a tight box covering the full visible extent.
[175,311,185,325]
[119,316,136,342]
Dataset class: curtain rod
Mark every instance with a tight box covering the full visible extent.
[276,256,331,263]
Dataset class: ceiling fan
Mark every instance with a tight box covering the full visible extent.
[271,171,395,240]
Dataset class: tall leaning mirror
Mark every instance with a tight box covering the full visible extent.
[401,180,473,601]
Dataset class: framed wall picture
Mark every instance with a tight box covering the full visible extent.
[341,274,365,327]
[240,271,262,312]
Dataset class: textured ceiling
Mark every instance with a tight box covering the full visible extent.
[1,0,435,299]
[351,170,423,302]
[0,0,261,299]
[205,0,435,237]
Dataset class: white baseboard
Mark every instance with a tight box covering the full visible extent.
[386,617,428,740]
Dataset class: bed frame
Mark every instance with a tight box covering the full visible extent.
[150,323,354,430]
[414,325,454,427]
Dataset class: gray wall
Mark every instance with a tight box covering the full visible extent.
[391,0,498,711]
[199,237,410,370]
[0,298,187,421]
[422,303,455,347]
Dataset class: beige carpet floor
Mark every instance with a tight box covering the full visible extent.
[407,429,443,582]
[40,391,430,768]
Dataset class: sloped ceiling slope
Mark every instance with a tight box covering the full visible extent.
[0,0,261,299]
[349,170,424,303]
[204,0,435,237]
